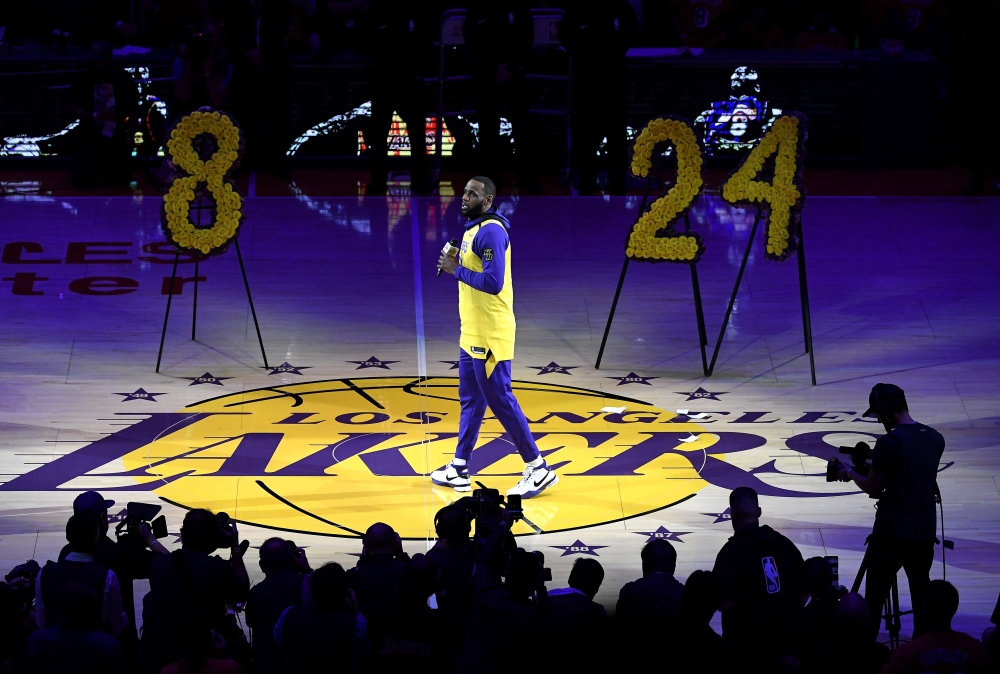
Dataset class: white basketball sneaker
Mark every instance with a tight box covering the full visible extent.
[431,463,471,492]
[507,462,558,499]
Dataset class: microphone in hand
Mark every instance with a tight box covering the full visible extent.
[437,238,459,276]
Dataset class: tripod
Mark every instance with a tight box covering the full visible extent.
[852,544,911,650]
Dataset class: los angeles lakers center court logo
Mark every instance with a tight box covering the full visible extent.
[1,377,862,538]
[99,377,723,538]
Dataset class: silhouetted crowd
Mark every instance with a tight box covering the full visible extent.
[0,1,962,57]
[1,486,998,674]
[3,0,995,191]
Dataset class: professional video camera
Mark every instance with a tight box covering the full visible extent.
[215,513,250,556]
[214,511,251,557]
[4,560,40,615]
[826,441,873,482]
[457,482,523,540]
[529,549,554,585]
[114,502,168,546]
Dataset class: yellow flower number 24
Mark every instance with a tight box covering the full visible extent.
[626,117,706,264]
[161,109,245,257]
[626,113,807,265]
[721,114,807,262]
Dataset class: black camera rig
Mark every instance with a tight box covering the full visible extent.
[115,502,169,546]
[456,482,523,540]
[826,441,873,484]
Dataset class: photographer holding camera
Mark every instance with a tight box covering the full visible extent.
[57,492,168,672]
[140,509,250,674]
[246,538,311,674]
[38,511,128,636]
[426,503,476,632]
[458,497,551,674]
[836,383,945,638]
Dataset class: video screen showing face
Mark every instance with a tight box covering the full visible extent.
[694,66,781,156]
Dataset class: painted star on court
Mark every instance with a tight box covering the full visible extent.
[676,386,727,401]
[703,507,732,524]
[551,540,607,557]
[607,372,658,386]
[183,372,233,386]
[265,362,312,376]
[115,388,166,402]
[440,361,460,370]
[633,526,691,544]
[529,362,579,376]
[347,356,400,370]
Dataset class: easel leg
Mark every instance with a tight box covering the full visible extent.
[690,263,709,376]
[595,258,630,369]
[684,213,708,375]
[156,253,180,373]
[235,240,269,369]
[594,176,652,369]
[797,228,817,385]
[192,260,199,341]
[708,207,763,376]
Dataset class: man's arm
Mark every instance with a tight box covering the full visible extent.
[226,522,250,601]
[839,465,886,496]
[838,435,892,496]
[453,224,508,295]
[104,571,128,636]
[34,567,46,628]
[615,582,633,618]
[139,522,169,556]
[713,547,737,613]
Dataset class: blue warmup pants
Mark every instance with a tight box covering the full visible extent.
[454,350,541,464]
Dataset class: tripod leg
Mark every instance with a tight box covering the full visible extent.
[852,543,871,594]
[595,258,630,369]
[797,226,817,385]
[235,239,269,369]
[192,259,199,341]
[156,253,180,373]
[708,207,763,375]
[889,576,901,650]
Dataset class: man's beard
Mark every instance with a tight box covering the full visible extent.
[464,202,485,218]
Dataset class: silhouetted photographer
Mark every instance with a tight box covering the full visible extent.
[835,383,945,638]
[140,509,250,674]
[57,492,170,673]
[459,503,551,674]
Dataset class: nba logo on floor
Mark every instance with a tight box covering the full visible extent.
[762,556,781,593]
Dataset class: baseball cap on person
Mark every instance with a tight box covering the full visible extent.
[863,383,907,418]
[73,491,115,514]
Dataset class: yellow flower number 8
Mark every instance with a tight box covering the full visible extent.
[161,109,244,257]
[626,117,706,264]
[721,114,807,262]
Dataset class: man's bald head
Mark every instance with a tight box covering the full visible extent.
[364,522,398,556]
[729,487,762,532]
[259,537,294,574]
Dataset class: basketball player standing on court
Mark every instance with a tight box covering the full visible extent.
[433,176,558,498]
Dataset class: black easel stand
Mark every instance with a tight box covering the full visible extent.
[706,208,817,385]
[155,240,269,372]
[595,178,709,374]
[685,212,710,375]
